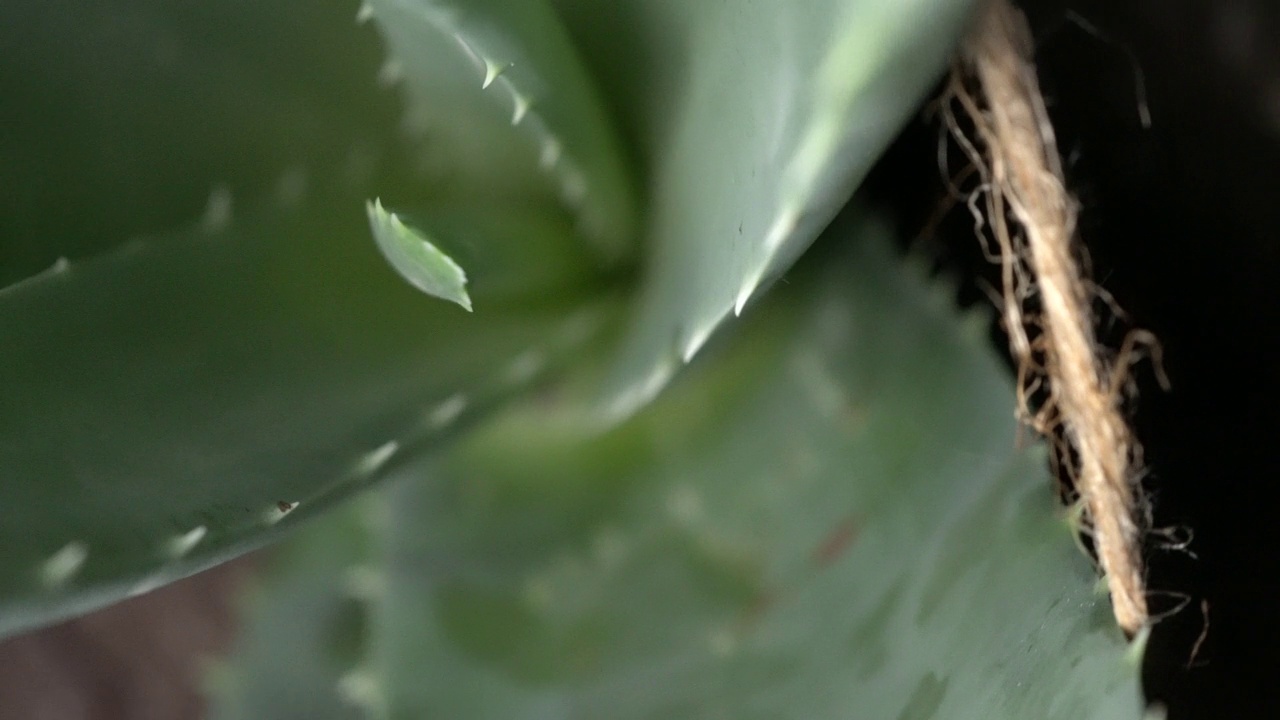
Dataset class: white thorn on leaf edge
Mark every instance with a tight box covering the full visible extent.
[605,360,676,423]
[681,320,719,364]
[0,257,70,298]
[263,500,299,525]
[39,542,88,588]
[354,441,399,476]
[427,393,468,430]
[482,59,510,89]
[128,576,165,599]
[763,205,799,254]
[735,265,767,316]
[165,525,208,559]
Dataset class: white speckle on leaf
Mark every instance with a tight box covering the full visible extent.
[709,628,738,658]
[164,525,207,559]
[539,138,563,169]
[503,350,545,385]
[666,485,704,525]
[523,576,554,610]
[792,349,849,419]
[376,60,404,87]
[39,542,87,588]
[200,186,233,234]
[591,528,628,568]
[355,2,373,24]
[337,669,384,711]
[343,565,386,600]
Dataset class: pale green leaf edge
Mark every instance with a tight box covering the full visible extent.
[367,197,473,312]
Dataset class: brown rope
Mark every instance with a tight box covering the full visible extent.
[949,0,1150,634]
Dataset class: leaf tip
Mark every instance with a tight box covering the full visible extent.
[366,198,474,312]
[39,542,88,588]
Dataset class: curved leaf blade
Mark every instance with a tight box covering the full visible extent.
[366,0,638,259]
[0,193,612,638]
[570,0,977,418]
[211,218,1145,720]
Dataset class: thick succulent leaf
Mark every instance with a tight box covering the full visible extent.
[555,0,977,419]
[0,189,614,638]
[364,0,638,259]
[0,0,402,287]
[210,219,1145,720]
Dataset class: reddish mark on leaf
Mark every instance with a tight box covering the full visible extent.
[811,515,862,567]
[277,501,296,513]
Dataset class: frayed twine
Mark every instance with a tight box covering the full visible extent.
[945,0,1158,635]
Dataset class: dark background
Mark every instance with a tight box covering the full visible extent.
[883,0,1280,716]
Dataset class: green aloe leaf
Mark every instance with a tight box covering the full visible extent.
[0,0,620,638]
[0,188,613,638]
[0,0,402,288]
[551,0,977,419]
[209,218,1145,720]
[364,0,638,260]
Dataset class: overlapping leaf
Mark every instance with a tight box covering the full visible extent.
[364,0,638,259]
[0,189,613,637]
[210,220,1145,720]
[550,0,978,418]
[0,0,615,637]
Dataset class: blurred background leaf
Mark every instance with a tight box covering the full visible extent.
[210,219,1144,720]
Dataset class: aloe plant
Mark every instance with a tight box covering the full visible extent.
[0,0,1151,717]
